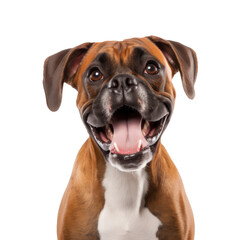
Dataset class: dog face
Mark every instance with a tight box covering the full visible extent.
[43,36,197,172]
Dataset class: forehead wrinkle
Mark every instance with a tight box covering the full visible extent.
[104,43,140,67]
[89,39,147,65]
[93,42,131,67]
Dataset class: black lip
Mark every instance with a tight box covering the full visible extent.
[89,125,111,151]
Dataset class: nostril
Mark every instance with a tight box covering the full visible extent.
[125,77,137,87]
[112,79,119,88]
[126,78,132,86]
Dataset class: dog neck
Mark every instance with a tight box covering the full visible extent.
[102,162,149,212]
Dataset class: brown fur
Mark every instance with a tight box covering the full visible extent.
[147,144,194,240]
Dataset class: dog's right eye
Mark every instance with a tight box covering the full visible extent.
[89,68,103,81]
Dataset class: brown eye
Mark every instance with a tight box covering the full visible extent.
[89,69,103,81]
[145,62,159,75]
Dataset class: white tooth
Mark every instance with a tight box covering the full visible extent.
[114,142,120,153]
[106,124,113,140]
[142,120,149,136]
[108,129,113,139]
[145,120,149,130]
[137,139,142,152]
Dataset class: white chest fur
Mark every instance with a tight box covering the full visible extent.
[98,163,161,240]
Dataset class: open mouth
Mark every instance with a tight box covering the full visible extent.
[88,106,168,156]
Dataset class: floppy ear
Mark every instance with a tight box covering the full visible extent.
[147,36,198,99]
[43,42,93,111]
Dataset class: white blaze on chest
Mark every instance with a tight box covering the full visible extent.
[98,163,161,240]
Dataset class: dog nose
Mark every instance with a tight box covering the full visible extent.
[108,74,138,93]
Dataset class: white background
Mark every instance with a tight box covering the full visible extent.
[1,0,240,239]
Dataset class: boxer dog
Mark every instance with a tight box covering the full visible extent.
[43,36,198,240]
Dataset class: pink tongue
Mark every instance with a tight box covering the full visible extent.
[110,112,148,154]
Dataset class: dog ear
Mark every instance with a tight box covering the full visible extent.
[147,36,198,99]
[43,42,93,111]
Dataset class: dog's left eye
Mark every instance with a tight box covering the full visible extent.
[89,68,103,81]
[144,62,159,75]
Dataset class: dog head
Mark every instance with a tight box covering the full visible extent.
[43,36,198,172]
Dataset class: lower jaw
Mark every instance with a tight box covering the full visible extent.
[105,144,156,172]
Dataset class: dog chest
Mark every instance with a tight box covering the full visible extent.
[98,163,161,240]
